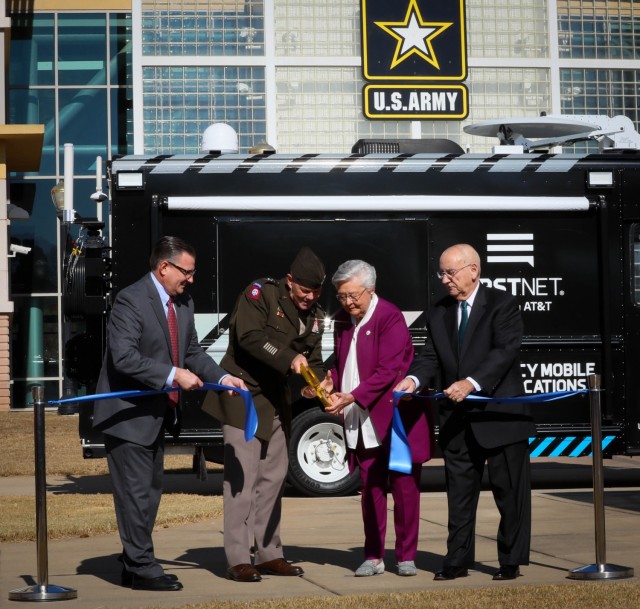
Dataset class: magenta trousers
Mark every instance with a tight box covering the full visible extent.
[356,445,422,562]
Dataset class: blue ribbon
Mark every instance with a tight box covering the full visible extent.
[388,388,589,474]
[49,383,259,442]
[427,389,588,404]
[389,405,413,474]
[202,382,258,442]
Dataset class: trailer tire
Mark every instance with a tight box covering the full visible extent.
[287,407,360,497]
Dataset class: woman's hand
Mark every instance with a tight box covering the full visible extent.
[318,370,334,395]
[325,391,354,416]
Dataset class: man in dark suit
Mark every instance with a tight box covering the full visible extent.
[93,236,245,591]
[395,243,534,582]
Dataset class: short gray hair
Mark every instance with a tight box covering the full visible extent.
[331,260,376,290]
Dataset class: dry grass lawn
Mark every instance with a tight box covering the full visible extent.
[0,410,199,477]
[0,411,222,543]
[168,583,640,609]
[0,493,223,543]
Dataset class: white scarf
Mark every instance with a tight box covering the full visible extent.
[342,293,380,449]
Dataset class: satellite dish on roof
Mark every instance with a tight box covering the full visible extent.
[464,116,602,139]
[464,114,640,152]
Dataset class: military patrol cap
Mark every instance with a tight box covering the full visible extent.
[290,247,325,289]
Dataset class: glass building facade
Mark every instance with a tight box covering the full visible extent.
[5,0,640,406]
[133,0,640,155]
[8,11,132,405]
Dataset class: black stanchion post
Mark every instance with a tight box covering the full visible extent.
[567,373,633,580]
[8,385,78,602]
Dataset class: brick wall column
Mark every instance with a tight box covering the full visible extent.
[0,313,10,410]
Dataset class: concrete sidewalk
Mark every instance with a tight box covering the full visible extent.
[2,462,639,608]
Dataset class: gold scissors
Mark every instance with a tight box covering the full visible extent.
[300,364,332,409]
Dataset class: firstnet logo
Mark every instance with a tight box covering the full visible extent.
[486,234,534,267]
[482,232,563,311]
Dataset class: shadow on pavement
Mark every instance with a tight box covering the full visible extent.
[47,471,225,496]
[545,490,640,512]
[75,545,447,583]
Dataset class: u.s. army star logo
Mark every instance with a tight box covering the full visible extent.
[375,0,452,70]
[361,0,467,82]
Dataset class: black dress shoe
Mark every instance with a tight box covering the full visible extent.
[227,563,262,582]
[255,558,304,576]
[121,568,178,587]
[433,566,469,581]
[121,568,133,587]
[131,574,183,591]
[493,565,520,581]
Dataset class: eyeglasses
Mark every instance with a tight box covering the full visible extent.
[167,260,196,278]
[336,288,367,304]
[436,264,472,280]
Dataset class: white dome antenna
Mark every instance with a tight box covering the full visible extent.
[201,123,239,153]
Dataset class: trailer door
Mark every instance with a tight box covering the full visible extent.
[624,224,640,453]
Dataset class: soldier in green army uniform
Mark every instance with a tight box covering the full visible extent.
[203,247,326,583]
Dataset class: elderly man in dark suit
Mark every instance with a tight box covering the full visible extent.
[395,243,535,582]
[93,236,245,591]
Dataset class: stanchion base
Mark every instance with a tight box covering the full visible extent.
[568,563,634,580]
[8,584,78,602]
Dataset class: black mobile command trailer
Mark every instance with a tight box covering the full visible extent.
[68,116,640,497]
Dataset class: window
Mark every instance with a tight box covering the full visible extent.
[8,12,132,406]
[632,225,640,306]
[558,0,640,59]
[142,66,266,152]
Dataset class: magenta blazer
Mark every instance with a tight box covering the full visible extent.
[331,296,432,464]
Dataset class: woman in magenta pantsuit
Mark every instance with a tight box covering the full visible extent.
[322,260,432,577]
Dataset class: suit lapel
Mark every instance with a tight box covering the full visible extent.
[429,301,457,371]
[445,301,458,353]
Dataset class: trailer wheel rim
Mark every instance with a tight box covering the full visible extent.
[295,420,349,484]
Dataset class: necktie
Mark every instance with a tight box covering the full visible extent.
[167,297,179,406]
[458,300,468,347]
